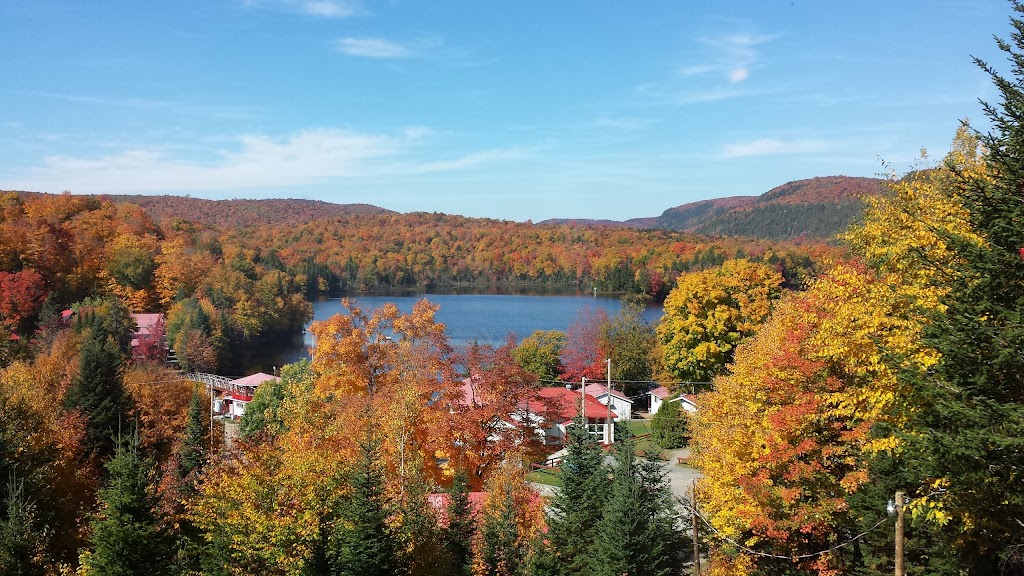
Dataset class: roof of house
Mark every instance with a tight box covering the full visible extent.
[129,313,165,347]
[61,309,74,319]
[649,386,671,400]
[584,383,632,403]
[458,375,487,408]
[427,489,542,525]
[670,394,699,407]
[7,333,19,341]
[131,313,164,334]
[524,386,616,424]
[230,372,281,388]
[426,491,489,521]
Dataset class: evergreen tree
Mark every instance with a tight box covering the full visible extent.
[651,399,688,450]
[544,414,608,575]
[0,476,46,576]
[588,426,685,576]
[176,385,208,484]
[327,433,399,576]
[86,430,169,576]
[476,486,526,576]
[72,296,136,356]
[64,331,132,461]
[443,469,476,576]
[398,467,447,576]
[168,386,208,575]
[896,6,1024,570]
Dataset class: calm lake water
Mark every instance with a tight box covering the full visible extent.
[255,292,663,373]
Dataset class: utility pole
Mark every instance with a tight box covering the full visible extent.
[692,480,701,576]
[894,491,906,576]
[208,379,215,451]
[605,358,613,445]
[581,376,587,435]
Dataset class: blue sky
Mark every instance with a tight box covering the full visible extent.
[0,0,1013,221]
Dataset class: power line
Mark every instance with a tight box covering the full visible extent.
[682,491,945,562]
[681,500,890,561]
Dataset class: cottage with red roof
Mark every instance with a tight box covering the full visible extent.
[583,382,632,422]
[224,372,280,419]
[515,386,617,446]
[649,386,698,414]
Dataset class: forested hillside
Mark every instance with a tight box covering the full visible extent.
[231,211,833,296]
[104,195,393,229]
[540,175,886,239]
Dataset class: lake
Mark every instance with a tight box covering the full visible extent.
[256,292,663,372]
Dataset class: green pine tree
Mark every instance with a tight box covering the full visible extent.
[398,467,447,576]
[86,429,170,576]
[544,414,608,575]
[651,399,688,450]
[64,331,133,462]
[176,385,208,483]
[443,469,476,576]
[327,433,399,576]
[588,426,685,576]
[0,476,46,576]
[476,486,526,576]
[898,5,1024,573]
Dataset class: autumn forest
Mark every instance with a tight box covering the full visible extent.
[4,7,1024,576]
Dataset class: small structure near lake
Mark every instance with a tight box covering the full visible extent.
[222,372,280,419]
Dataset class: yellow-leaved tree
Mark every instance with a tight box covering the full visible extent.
[692,129,985,575]
[657,258,783,389]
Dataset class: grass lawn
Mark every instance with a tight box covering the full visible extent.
[626,419,666,460]
[627,419,654,438]
[526,468,563,487]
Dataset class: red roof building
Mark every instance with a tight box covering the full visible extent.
[224,372,281,419]
[129,313,165,347]
[518,386,617,446]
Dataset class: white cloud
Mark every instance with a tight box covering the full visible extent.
[336,37,411,58]
[245,0,364,18]
[728,67,749,84]
[415,149,524,173]
[679,64,715,77]
[697,32,778,84]
[301,0,356,17]
[8,128,518,195]
[589,117,651,131]
[721,138,830,158]
[335,35,444,59]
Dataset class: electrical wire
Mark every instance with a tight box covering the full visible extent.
[682,501,891,561]
[682,491,944,561]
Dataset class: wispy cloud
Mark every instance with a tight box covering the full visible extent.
[8,128,518,194]
[679,32,778,85]
[24,90,261,120]
[335,35,444,59]
[336,37,412,58]
[721,138,830,158]
[679,65,715,77]
[588,116,652,131]
[300,0,357,17]
[244,0,365,18]
[416,149,525,173]
[634,83,779,105]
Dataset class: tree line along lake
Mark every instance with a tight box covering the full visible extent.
[255,291,664,374]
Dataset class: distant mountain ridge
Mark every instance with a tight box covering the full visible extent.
[103,195,394,229]
[541,175,887,239]
[8,175,885,239]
